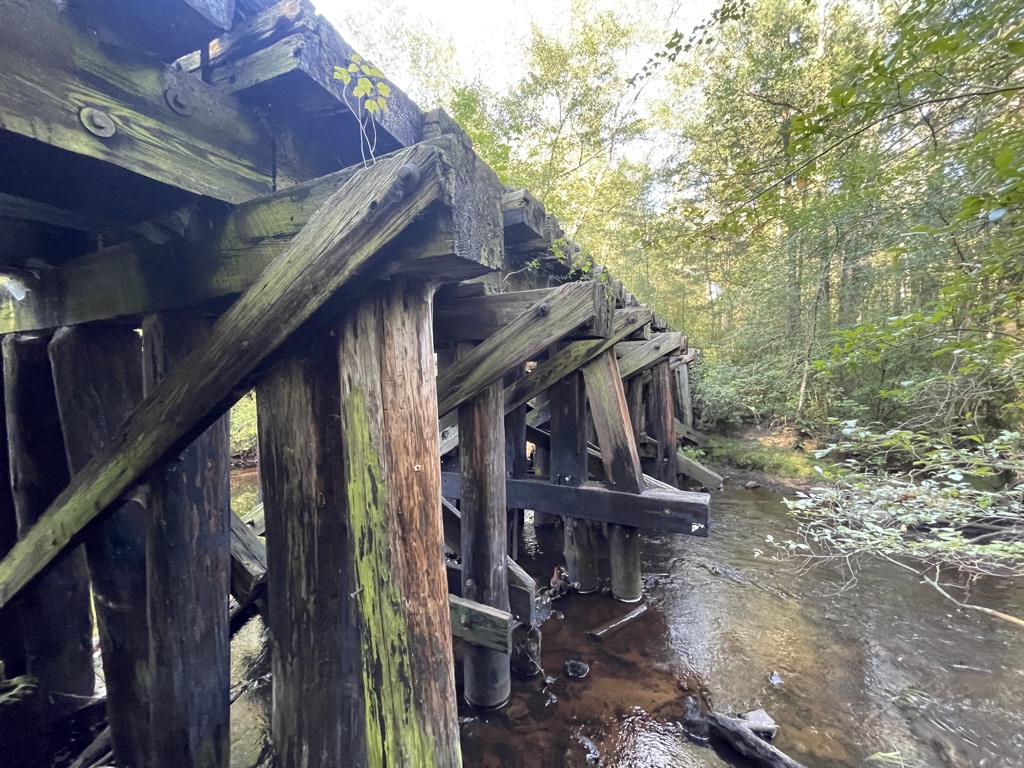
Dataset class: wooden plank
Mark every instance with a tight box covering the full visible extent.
[256,348,365,768]
[0,142,443,612]
[143,313,231,768]
[434,287,613,344]
[436,281,614,417]
[449,595,515,654]
[337,279,460,765]
[648,361,678,485]
[196,0,422,150]
[441,474,710,537]
[676,449,724,491]
[2,334,95,719]
[458,346,511,708]
[0,0,273,203]
[616,333,683,380]
[0,132,500,335]
[48,325,150,767]
[674,360,695,428]
[68,0,235,61]
[502,189,548,253]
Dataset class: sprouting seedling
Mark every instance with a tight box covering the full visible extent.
[333,54,393,165]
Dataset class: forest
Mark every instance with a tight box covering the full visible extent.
[321,0,1024,609]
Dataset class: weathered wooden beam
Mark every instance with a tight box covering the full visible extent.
[229,510,267,611]
[143,313,231,768]
[676,448,724,491]
[441,498,536,627]
[549,373,600,593]
[337,279,460,765]
[48,325,150,767]
[0,0,273,204]
[648,361,678,485]
[441,474,709,536]
[501,189,548,253]
[436,281,614,417]
[616,333,683,381]
[0,353,20,682]
[256,346,365,768]
[581,349,645,602]
[193,0,422,150]
[458,343,511,709]
[68,0,235,61]
[504,308,653,414]
[449,595,515,654]
[673,361,696,428]
[0,143,443,611]
[0,132,500,335]
[2,333,95,721]
[676,418,711,448]
[434,287,613,345]
[437,309,652,458]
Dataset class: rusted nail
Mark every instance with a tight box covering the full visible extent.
[79,107,115,138]
[535,302,551,318]
[164,87,194,116]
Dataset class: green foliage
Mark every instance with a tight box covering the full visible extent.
[333,54,391,114]
[702,435,825,479]
[229,391,258,461]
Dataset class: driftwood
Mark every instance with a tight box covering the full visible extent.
[709,713,807,768]
[587,603,649,640]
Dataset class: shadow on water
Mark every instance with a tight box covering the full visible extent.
[227,472,1024,768]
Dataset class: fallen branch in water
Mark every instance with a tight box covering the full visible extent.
[882,555,1024,630]
[709,713,807,768]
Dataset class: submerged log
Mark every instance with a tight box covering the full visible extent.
[143,313,231,768]
[709,713,807,768]
[587,603,649,640]
[49,325,150,766]
[2,334,94,713]
[0,142,443,611]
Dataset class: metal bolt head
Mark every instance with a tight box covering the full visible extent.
[535,302,551,318]
[79,107,115,138]
[396,162,421,191]
[164,87,194,116]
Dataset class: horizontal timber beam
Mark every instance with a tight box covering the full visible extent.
[0,0,273,204]
[0,131,504,334]
[441,473,709,537]
[0,144,446,611]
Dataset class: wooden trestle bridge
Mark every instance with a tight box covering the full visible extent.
[0,0,720,766]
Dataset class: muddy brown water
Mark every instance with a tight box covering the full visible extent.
[227,473,1024,768]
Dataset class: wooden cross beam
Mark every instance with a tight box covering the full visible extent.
[1,131,504,335]
[435,280,614,417]
[616,333,684,380]
[441,473,709,537]
[0,142,447,610]
[434,287,614,345]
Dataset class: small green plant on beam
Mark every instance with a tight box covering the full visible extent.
[333,53,392,166]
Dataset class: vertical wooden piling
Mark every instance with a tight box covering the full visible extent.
[257,349,366,768]
[49,325,150,766]
[675,361,694,428]
[648,361,678,486]
[0,360,22,680]
[2,334,94,713]
[504,372,527,558]
[550,373,599,593]
[582,350,645,602]
[337,279,461,766]
[531,445,557,527]
[460,353,511,709]
[142,314,230,768]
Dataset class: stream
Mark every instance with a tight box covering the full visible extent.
[228,473,1024,767]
